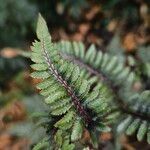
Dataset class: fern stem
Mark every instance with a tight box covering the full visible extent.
[41,41,92,124]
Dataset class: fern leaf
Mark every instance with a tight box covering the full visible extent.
[56,40,150,144]
[30,14,121,149]
[126,118,141,135]
[62,139,75,150]
[33,138,49,150]
[71,118,83,141]
[54,130,63,147]
[137,121,148,141]
[58,41,136,88]
[117,91,150,143]
[31,71,50,79]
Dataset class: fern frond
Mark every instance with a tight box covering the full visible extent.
[33,137,49,150]
[30,14,150,148]
[117,91,150,143]
[56,40,150,144]
[30,14,115,149]
[57,40,136,89]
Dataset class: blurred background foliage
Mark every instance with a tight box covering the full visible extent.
[0,0,149,48]
[0,0,149,149]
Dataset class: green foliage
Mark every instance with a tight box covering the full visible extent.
[57,39,150,143]
[56,39,150,145]
[30,14,150,149]
[32,137,49,150]
[0,0,37,47]
[1,0,148,48]
[0,0,88,47]
[101,0,144,24]
[57,40,136,89]
[0,56,28,87]
[9,95,49,148]
[31,14,114,149]
[117,91,150,143]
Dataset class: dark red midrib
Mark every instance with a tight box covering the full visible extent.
[41,42,92,124]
